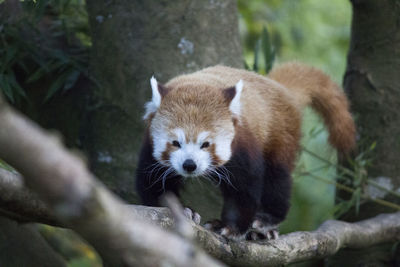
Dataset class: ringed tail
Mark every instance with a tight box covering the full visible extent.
[268,62,356,153]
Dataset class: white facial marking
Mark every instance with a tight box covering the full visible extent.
[229,79,243,117]
[214,129,234,162]
[151,126,168,162]
[173,128,186,144]
[170,131,211,177]
[197,131,210,144]
[143,76,161,120]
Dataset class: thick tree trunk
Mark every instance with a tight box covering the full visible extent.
[84,0,243,213]
[332,0,400,265]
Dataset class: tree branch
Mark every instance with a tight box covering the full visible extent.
[0,166,399,266]
[0,168,59,225]
[0,98,223,267]
[199,212,400,266]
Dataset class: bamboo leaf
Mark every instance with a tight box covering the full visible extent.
[63,69,80,92]
[253,39,261,72]
[261,27,275,73]
[0,74,14,103]
[43,72,69,102]
[8,71,27,99]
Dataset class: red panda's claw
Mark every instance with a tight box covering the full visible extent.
[219,226,242,240]
[204,221,243,240]
[245,220,280,241]
[183,207,201,225]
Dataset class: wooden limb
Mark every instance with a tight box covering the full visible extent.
[0,168,59,225]
[0,98,224,267]
[0,166,399,266]
[195,212,400,266]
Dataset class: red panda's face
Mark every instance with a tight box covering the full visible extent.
[144,76,243,178]
[150,113,235,178]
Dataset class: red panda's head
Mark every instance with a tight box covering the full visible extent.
[143,76,243,178]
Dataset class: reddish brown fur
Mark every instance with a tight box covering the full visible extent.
[161,143,173,162]
[268,62,356,153]
[150,62,355,171]
[158,85,233,141]
[209,143,223,165]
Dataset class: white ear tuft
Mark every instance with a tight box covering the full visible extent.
[143,76,162,120]
[150,76,161,107]
[229,79,243,117]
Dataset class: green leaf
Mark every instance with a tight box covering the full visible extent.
[8,71,27,99]
[0,159,14,171]
[26,66,50,83]
[369,141,377,151]
[67,257,95,267]
[43,72,69,102]
[253,39,261,72]
[244,60,250,70]
[52,49,70,64]
[0,74,14,103]
[27,60,64,83]
[17,60,29,73]
[2,46,17,71]
[63,69,80,92]
[261,26,275,73]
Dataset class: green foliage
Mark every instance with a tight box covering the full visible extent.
[239,0,351,82]
[38,224,102,267]
[0,0,89,104]
[0,159,14,171]
[246,26,275,74]
[301,141,400,216]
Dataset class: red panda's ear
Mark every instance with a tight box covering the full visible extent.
[143,76,169,120]
[157,83,170,97]
[223,80,243,117]
[223,86,236,103]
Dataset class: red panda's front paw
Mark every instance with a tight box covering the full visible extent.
[219,226,243,240]
[204,220,243,240]
[183,207,201,224]
[245,219,279,241]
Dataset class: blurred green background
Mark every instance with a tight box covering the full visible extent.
[0,0,352,265]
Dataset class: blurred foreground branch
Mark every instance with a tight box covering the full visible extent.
[0,169,399,266]
[0,94,399,266]
[0,95,223,267]
[0,168,59,225]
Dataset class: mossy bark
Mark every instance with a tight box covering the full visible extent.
[331,0,400,265]
[84,0,242,217]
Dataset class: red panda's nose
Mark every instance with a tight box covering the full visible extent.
[183,159,197,172]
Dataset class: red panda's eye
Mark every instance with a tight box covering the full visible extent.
[200,141,210,149]
[172,140,181,148]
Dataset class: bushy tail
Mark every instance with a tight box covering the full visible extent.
[268,62,356,153]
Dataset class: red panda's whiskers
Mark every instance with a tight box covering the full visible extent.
[146,162,165,183]
[203,169,222,187]
[161,166,175,190]
[215,165,236,189]
[145,161,175,190]
[206,165,236,189]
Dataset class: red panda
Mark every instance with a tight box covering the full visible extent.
[136,62,356,240]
